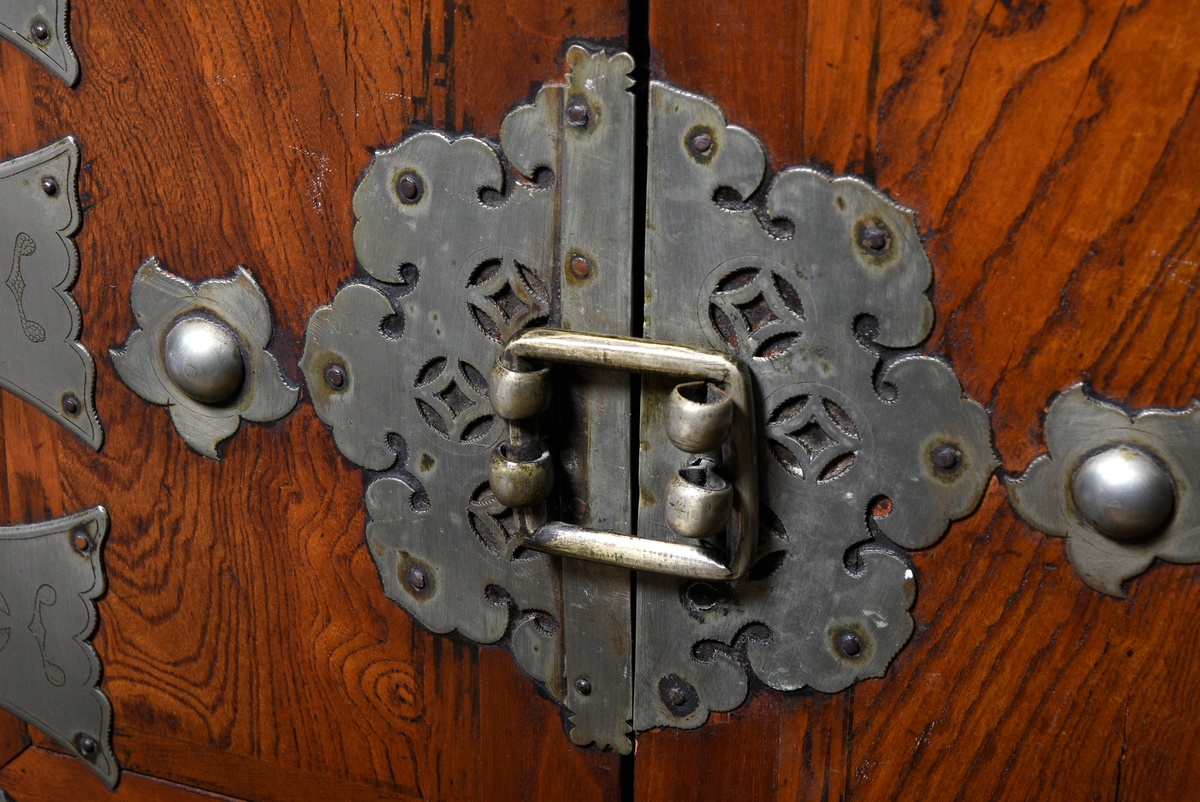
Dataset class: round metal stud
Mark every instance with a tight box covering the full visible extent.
[574,677,592,696]
[1071,445,1176,542]
[72,528,92,553]
[61,393,80,416]
[665,457,732,539]
[931,443,963,474]
[569,253,592,279]
[835,629,863,659]
[566,97,590,127]
[40,176,59,196]
[163,316,246,405]
[666,381,733,454]
[74,733,97,759]
[691,132,713,154]
[405,565,429,593]
[30,19,51,43]
[324,363,347,391]
[397,172,423,204]
[858,223,892,253]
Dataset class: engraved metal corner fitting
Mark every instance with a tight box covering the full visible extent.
[0,506,119,788]
[301,45,996,751]
[0,0,79,85]
[0,136,103,449]
[1007,385,1200,597]
[111,258,300,459]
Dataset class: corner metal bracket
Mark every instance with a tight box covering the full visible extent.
[301,46,995,751]
[0,506,118,788]
[0,136,102,449]
[0,0,78,85]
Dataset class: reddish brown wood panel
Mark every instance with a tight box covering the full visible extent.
[1,747,243,801]
[642,0,1200,800]
[0,1,626,799]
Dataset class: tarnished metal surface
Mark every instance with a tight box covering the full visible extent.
[302,45,996,749]
[1007,385,1200,596]
[0,137,102,449]
[634,81,996,730]
[110,258,299,458]
[0,506,118,788]
[0,0,78,84]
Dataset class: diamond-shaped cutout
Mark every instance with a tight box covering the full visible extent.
[790,419,837,461]
[437,380,475,419]
[736,292,778,332]
[487,281,531,323]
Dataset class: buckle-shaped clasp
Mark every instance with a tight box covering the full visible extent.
[488,328,758,580]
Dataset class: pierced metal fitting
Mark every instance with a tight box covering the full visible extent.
[667,381,733,453]
[111,258,300,459]
[666,458,733,539]
[489,443,554,508]
[490,362,549,420]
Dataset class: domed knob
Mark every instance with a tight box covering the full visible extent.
[163,317,245,405]
[1071,445,1175,541]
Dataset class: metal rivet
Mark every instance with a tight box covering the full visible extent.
[406,565,428,592]
[324,363,347,391]
[566,97,590,128]
[931,443,962,473]
[691,132,713,154]
[835,630,862,659]
[74,733,97,758]
[657,674,698,716]
[859,224,892,253]
[61,393,80,416]
[163,317,246,405]
[41,176,59,196]
[569,254,591,279]
[397,172,422,203]
[30,20,51,43]
[72,528,92,553]
[574,677,592,696]
[1071,445,1176,542]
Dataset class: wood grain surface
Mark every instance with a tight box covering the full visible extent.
[0,1,626,800]
[3,0,1200,800]
[639,0,1200,800]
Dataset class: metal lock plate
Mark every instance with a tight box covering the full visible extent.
[302,46,995,751]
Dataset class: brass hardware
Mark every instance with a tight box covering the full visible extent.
[491,329,757,581]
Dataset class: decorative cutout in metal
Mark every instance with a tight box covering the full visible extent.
[111,258,300,459]
[1007,385,1199,597]
[0,0,78,85]
[301,46,995,750]
[0,136,102,449]
[0,506,118,788]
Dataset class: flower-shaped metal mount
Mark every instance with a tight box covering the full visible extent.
[0,0,79,85]
[302,45,997,750]
[0,136,102,449]
[1006,385,1200,596]
[111,258,299,458]
[0,506,118,788]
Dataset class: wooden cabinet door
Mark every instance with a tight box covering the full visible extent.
[1,1,1198,800]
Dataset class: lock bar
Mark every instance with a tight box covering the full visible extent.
[493,328,759,580]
